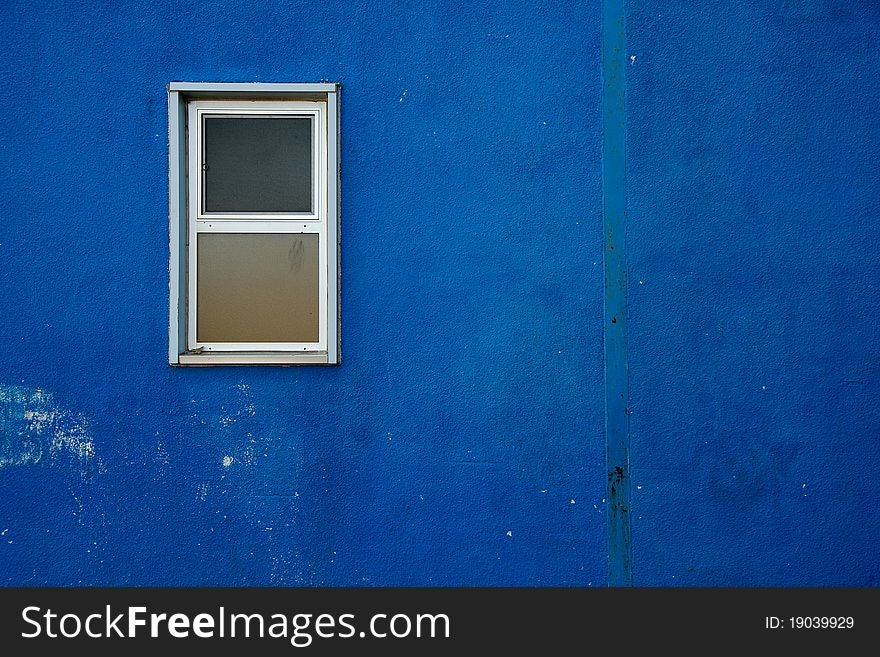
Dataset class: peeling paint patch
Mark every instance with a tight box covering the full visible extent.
[0,385,98,477]
[222,455,234,468]
[155,438,170,466]
[218,384,256,427]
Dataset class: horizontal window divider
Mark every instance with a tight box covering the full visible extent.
[194,222,325,233]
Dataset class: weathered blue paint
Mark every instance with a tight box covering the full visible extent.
[1,0,878,588]
[627,2,880,585]
[0,1,606,585]
[602,0,631,586]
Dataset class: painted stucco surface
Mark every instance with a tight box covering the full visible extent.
[627,1,880,584]
[2,0,878,587]
[0,1,606,585]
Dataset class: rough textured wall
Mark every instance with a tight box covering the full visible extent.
[2,0,877,588]
[0,1,605,585]
[628,1,880,584]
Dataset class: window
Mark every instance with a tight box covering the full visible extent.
[168,83,340,365]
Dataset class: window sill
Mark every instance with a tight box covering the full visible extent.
[175,352,333,366]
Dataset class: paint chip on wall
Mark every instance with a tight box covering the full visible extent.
[0,385,97,477]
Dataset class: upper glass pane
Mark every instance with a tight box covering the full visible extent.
[203,116,312,213]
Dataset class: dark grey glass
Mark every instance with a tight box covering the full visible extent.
[203,117,312,213]
[197,233,319,343]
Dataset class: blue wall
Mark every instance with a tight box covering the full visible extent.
[0,0,606,585]
[1,0,878,587]
[628,1,880,584]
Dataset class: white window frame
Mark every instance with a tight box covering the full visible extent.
[168,83,340,366]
